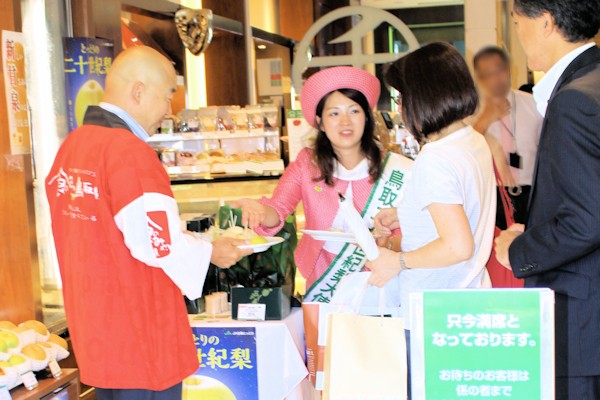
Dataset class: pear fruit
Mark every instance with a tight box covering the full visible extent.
[8,354,25,366]
[182,375,236,400]
[21,344,47,361]
[0,331,18,349]
[19,320,49,337]
[0,322,16,330]
[75,80,104,127]
[48,334,68,350]
[250,236,268,245]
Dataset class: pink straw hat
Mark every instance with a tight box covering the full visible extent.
[299,66,381,128]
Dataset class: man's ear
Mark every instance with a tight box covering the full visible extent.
[132,81,145,103]
[541,11,555,38]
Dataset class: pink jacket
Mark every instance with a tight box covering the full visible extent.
[256,148,375,280]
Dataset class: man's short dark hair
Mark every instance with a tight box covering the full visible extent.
[384,42,478,142]
[473,46,510,71]
[514,0,600,42]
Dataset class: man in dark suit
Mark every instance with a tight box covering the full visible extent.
[495,0,600,398]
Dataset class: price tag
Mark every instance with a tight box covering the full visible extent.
[20,371,38,390]
[49,359,62,377]
[237,303,266,321]
[0,386,11,400]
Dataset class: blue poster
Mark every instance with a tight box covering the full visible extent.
[63,37,114,132]
[185,327,259,400]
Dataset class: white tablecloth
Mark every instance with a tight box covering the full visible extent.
[189,308,310,400]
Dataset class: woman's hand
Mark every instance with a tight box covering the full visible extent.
[366,247,403,288]
[373,208,400,237]
[234,199,268,229]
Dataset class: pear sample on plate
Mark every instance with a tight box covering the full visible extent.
[250,235,268,245]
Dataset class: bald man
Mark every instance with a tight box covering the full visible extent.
[46,46,251,399]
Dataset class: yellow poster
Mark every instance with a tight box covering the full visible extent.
[2,30,31,155]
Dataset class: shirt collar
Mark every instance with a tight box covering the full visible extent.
[533,43,595,117]
[99,102,150,142]
[333,158,369,181]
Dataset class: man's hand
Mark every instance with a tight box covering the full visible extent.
[210,237,252,269]
[474,97,511,134]
[494,229,522,269]
[366,247,403,288]
[232,199,267,229]
[374,208,400,237]
[482,97,510,123]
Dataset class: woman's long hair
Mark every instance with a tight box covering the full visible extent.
[313,88,382,186]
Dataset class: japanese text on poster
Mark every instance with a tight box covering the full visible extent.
[2,30,30,155]
[185,327,258,400]
[63,37,113,132]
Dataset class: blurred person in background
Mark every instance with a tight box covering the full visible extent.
[472,46,542,228]
[494,0,600,398]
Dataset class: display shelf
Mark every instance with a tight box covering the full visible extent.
[147,129,280,143]
[169,171,282,185]
[10,368,79,400]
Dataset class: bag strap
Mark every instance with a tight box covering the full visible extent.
[493,161,515,227]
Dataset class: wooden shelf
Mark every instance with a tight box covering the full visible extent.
[10,368,79,400]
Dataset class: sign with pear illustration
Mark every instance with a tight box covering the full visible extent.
[63,37,114,132]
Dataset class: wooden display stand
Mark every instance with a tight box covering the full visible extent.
[10,368,80,400]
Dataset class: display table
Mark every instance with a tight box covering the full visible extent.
[188,308,309,400]
[10,368,80,400]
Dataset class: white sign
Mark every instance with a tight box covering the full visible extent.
[237,303,267,321]
[292,6,420,92]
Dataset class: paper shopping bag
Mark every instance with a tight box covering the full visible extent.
[303,302,336,390]
[304,272,403,391]
[323,313,407,400]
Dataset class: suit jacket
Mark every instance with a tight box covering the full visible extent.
[509,46,600,377]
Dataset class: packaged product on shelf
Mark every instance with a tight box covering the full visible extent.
[217,106,237,131]
[229,109,248,132]
[197,107,218,131]
[245,106,264,129]
[262,106,279,128]
[178,109,200,132]
[160,117,175,134]
[176,150,197,166]
[160,148,177,167]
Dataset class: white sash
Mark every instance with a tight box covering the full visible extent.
[305,152,410,303]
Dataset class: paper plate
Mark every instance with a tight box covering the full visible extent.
[237,236,284,253]
[300,229,356,243]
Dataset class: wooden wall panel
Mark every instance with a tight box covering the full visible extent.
[202,0,249,106]
[280,0,314,42]
[0,0,41,323]
[203,32,249,106]
[203,0,245,22]
[72,0,123,54]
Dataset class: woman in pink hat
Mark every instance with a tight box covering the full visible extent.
[237,66,413,303]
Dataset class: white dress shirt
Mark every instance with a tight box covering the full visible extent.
[486,89,543,186]
[533,43,595,116]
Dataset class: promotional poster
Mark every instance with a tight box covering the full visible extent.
[185,327,259,400]
[63,37,114,132]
